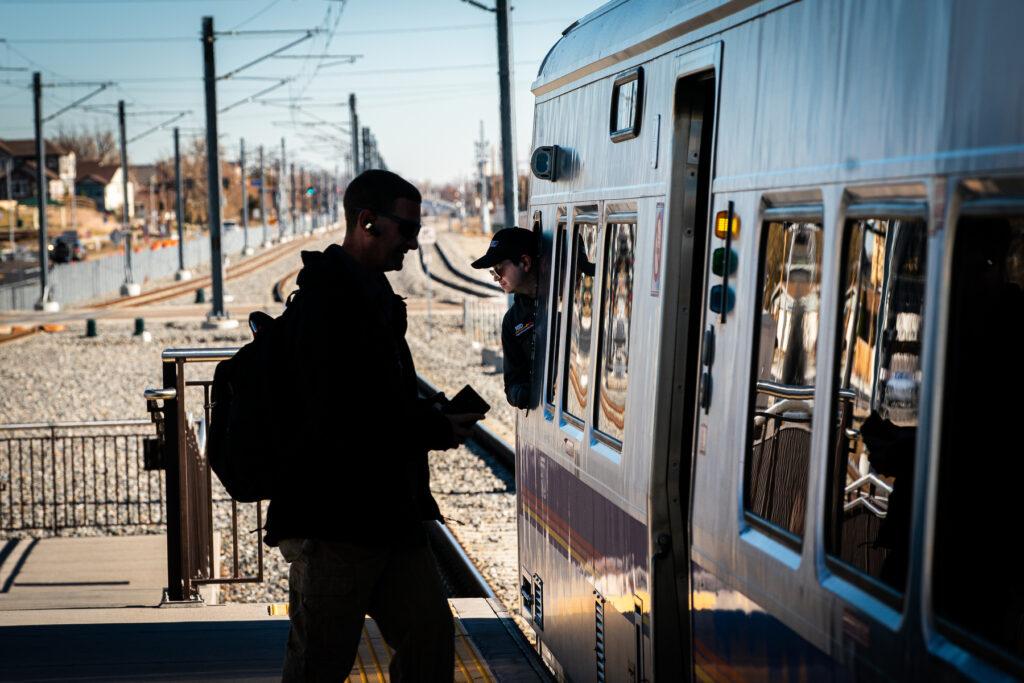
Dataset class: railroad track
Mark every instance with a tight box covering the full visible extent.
[417,373,515,600]
[0,228,340,346]
[97,231,331,310]
[418,246,498,299]
[431,240,503,294]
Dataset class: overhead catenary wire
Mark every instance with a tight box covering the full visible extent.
[127,111,188,143]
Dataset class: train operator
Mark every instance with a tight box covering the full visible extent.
[267,169,482,682]
[471,227,539,409]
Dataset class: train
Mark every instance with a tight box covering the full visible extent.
[515,0,1024,680]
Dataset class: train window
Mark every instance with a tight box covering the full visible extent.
[610,67,643,143]
[546,212,568,408]
[593,211,637,445]
[933,213,1024,668]
[562,211,600,426]
[825,216,928,601]
[745,218,823,543]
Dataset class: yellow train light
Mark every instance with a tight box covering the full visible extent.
[714,210,740,239]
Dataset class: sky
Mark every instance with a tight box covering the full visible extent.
[0,0,602,185]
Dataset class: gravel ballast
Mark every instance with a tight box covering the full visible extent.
[0,225,525,626]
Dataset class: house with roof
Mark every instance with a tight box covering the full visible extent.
[76,160,134,218]
[0,138,74,202]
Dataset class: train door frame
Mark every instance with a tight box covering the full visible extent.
[649,43,721,682]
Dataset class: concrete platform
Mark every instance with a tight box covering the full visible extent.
[0,535,550,682]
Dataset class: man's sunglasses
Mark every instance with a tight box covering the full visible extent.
[363,209,421,239]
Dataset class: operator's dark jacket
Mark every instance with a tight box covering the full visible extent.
[264,244,456,547]
[501,294,536,409]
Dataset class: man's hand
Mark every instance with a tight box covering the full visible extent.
[446,413,484,444]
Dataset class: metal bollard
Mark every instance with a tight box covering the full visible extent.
[194,288,207,304]
[86,318,98,337]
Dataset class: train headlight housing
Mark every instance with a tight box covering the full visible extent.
[530,145,560,181]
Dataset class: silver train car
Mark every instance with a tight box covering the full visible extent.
[516,1,1024,680]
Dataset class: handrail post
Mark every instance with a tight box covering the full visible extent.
[161,359,188,602]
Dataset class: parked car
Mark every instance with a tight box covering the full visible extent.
[51,231,86,263]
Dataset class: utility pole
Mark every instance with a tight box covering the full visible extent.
[461,0,517,228]
[259,145,269,247]
[118,100,140,297]
[148,173,156,235]
[349,93,360,176]
[332,165,338,225]
[173,127,191,280]
[241,138,252,255]
[495,0,517,228]
[362,127,371,172]
[476,120,492,234]
[6,157,13,254]
[289,162,296,237]
[279,137,287,240]
[201,15,234,328]
[32,72,58,311]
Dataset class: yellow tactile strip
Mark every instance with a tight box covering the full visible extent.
[342,610,495,683]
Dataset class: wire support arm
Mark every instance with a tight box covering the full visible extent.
[217,32,316,81]
[219,79,291,114]
[42,83,112,123]
[127,112,189,144]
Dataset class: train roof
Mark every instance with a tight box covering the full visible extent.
[533,0,759,96]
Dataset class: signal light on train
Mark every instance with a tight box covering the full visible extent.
[708,284,735,315]
[714,210,740,239]
[711,248,738,277]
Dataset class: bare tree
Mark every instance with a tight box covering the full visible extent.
[53,123,118,164]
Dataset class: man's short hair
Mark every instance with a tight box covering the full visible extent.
[343,170,421,230]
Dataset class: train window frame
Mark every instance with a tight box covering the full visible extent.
[544,208,569,415]
[741,204,825,552]
[591,205,638,451]
[561,206,601,430]
[928,191,1024,678]
[609,67,644,143]
[822,204,929,613]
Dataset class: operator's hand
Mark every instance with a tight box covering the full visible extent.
[447,413,485,444]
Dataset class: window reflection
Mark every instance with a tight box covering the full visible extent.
[746,220,823,540]
[615,79,638,132]
[595,221,636,442]
[826,218,927,595]
[934,215,1024,662]
[546,221,568,407]
[563,221,598,423]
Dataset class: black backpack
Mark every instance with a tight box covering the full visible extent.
[207,308,292,502]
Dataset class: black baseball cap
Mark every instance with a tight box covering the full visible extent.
[470,227,537,269]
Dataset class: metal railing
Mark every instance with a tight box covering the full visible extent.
[0,419,162,533]
[144,346,263,604]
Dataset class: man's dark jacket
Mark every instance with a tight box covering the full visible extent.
[265,244,455,547]
[501,294,536,409]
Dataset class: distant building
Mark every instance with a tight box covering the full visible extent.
[0,138,75,202]
[76,160,135,218]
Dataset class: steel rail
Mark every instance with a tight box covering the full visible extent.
[432,240,503,293]
[417,247,497,299]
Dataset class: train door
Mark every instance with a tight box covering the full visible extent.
[650,59,718,680]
